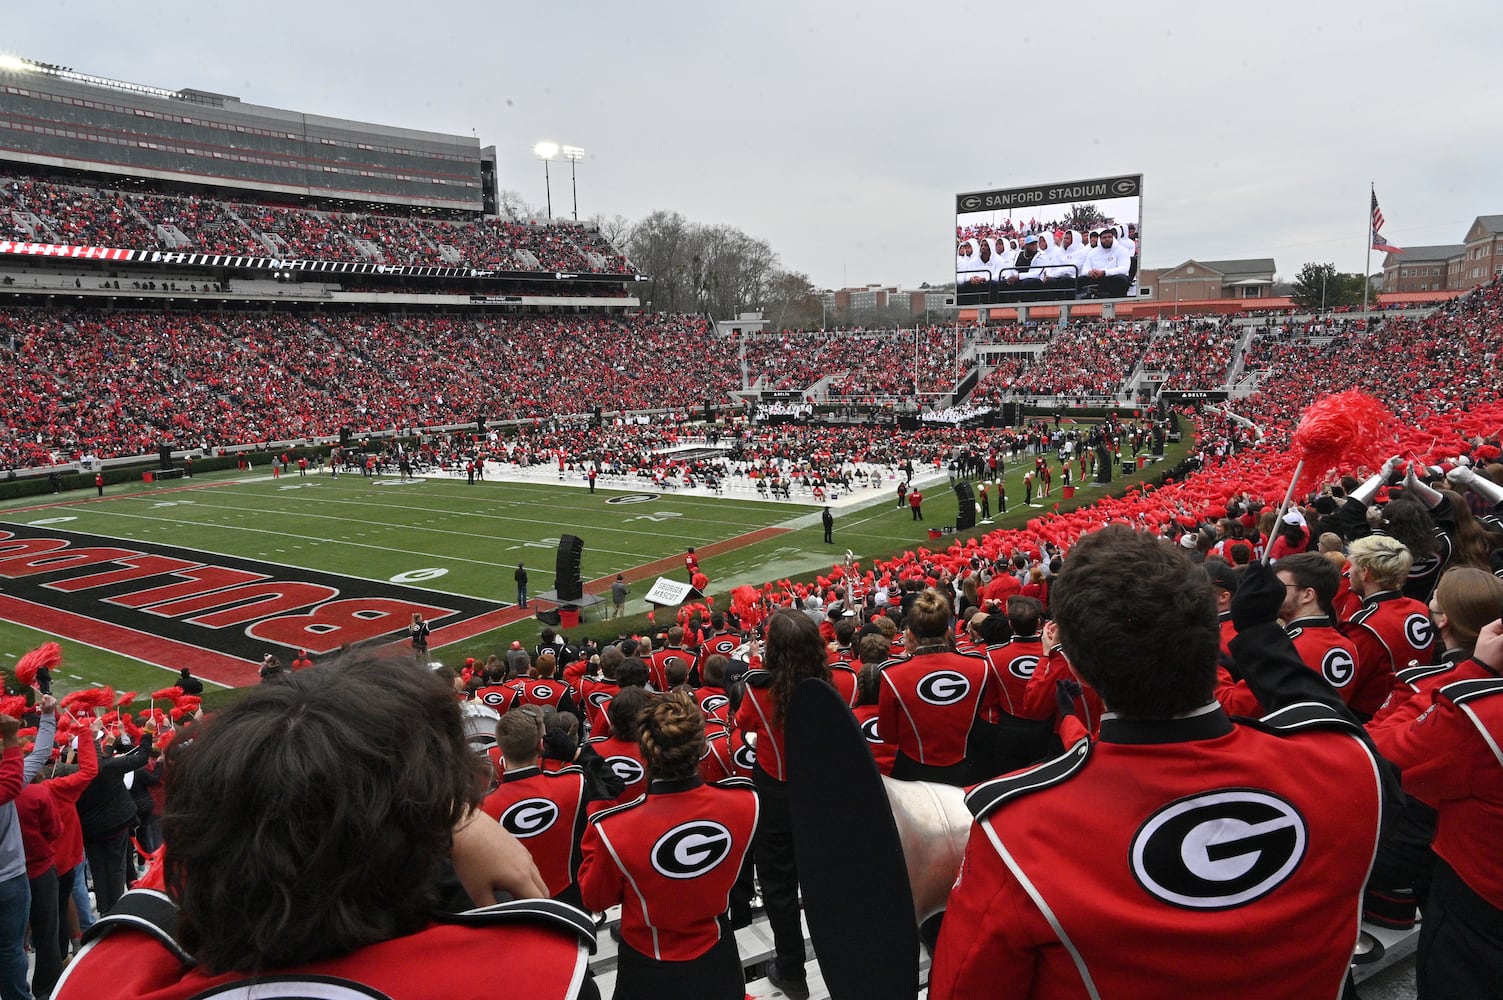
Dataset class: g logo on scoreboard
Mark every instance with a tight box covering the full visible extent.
[1110,177,1138,196]
[651,821,734,879]
[959,195,982,211]
[917,670,971,706]
[1131,790,1306,910]
[499,799,560,838]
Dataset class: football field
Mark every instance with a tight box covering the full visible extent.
[0,467,902,697]
[0,433,1191,700]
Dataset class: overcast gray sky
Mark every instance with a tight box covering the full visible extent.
[8,0,1499,289]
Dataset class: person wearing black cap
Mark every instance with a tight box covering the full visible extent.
[821,507,834,544]
[1203,557,1241,661]
[1001,235,1041,295]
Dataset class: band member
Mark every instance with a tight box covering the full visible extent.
[931,528,1395,1000]
[579,690,758,1000]
[734,611,831,1000]
[483,709,592,908]
[877,589,995,785]
[57,654,594,1000]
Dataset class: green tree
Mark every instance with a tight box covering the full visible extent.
[1290,262,1353,310]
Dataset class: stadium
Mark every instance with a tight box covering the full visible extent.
[0,23,1499,1000]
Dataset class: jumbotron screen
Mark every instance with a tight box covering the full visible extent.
[955,173,1143,307]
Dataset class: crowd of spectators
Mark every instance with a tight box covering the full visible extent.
[0,174,636,276]
[740,327,973,397]
[971,320,1153,400]
[0,309,731,468]
[1138,319,1245,389]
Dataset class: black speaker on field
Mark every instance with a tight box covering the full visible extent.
[340,426,352,448]
[953,481,977,530]
[555,534,584,602]
[1001,402,1020,426]
[158,446,173,471]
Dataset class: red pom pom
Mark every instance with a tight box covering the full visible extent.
[116,691,138,709]
[150,687,184,702]
[0,695,29,719]
[13,642,60,688]
[62,687,115,713]
[1292,390,1395,481]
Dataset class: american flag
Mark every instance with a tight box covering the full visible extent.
[1372,192,1402,254]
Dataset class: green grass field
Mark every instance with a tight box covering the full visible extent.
[0,430,1193,701]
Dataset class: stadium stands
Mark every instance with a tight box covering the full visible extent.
[1,173,636,275]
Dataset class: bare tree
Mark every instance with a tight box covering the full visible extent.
[495,189,536,220]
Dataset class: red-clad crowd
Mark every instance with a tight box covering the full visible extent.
[971,320,1154,400]
[740,327,973,398]
[0,309,731,468]
[0,174,635,275]
[1138,319,1244,389]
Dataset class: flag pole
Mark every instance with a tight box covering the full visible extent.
[1362,182,1373,319]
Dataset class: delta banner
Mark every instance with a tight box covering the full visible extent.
[0,521,510,685]
[0,239,645,283]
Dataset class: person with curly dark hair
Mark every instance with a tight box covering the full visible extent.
[734,609,830,1000]
[55,652,600,1000]
[579,689,757,1000]
[931,526,1398,1000]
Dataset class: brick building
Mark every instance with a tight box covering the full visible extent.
[1382,245,1462,294]
[1139,258,1276,303]
[1383,215,1502,294]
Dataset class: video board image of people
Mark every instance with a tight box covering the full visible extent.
[955,175,1142,306]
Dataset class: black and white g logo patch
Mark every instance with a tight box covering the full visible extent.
[701,695,729,716]
[651,822,733,879]
[481,690,511,708]
[860,715,881,744]
[532,685,554,701]
[588,691,613,709]
[1321,648,1356,688]
[1404,614,1433,650]
[732,744,757,771]
[917,670,971,706]
[499,798,559,838]
[606,756,645,785]
[1131,790,1306,910]
[1008,655,1039,680]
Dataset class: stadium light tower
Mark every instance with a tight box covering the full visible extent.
[533,141,559,219]
[562,145,585,221]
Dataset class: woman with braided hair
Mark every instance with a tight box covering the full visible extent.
[578,690,758,1000]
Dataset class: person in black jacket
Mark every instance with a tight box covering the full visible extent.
[76,732,152,916]
[174,668,204,697]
